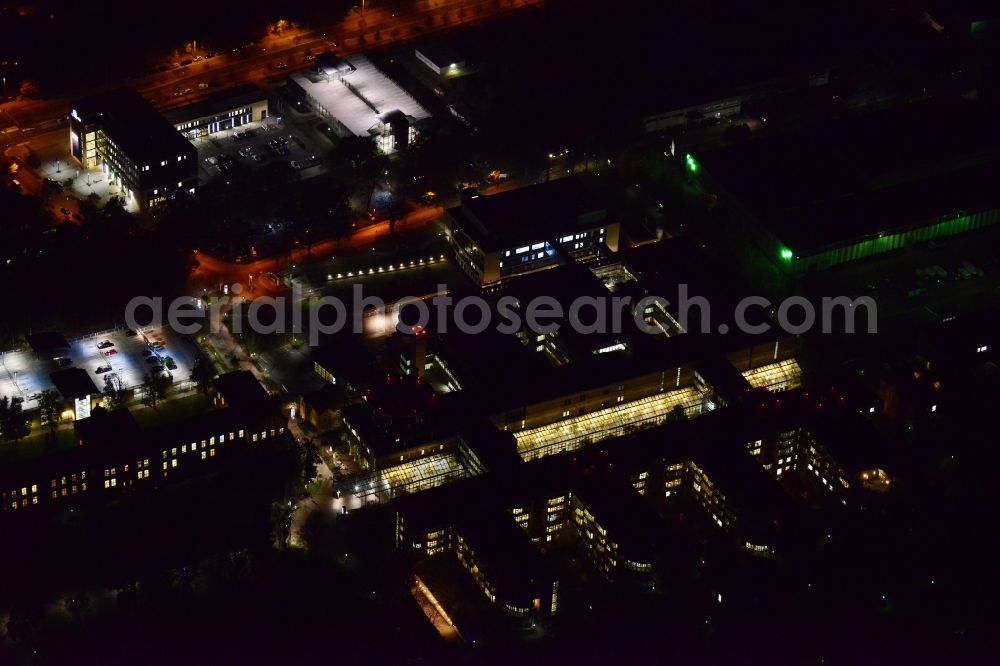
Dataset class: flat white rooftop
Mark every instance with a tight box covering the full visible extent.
[291,54,430,137]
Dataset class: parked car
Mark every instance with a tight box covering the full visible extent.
[97,340,114,349]
[96,366,112,374]
[125,329,138,337]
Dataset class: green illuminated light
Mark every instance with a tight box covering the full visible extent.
[780,248,794,261]
[685,153,699,173]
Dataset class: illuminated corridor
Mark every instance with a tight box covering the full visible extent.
[515,387,706,461]
[377,453,467,498]
[741,359,802,391]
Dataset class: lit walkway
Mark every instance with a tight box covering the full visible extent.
[742,359,802,391]
[411,576,464,643]
[515,387,706,461]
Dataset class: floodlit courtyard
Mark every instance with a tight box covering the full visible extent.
[35,159,141,214]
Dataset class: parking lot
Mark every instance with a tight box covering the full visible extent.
[0,325,202,412]
[194,115,330,185]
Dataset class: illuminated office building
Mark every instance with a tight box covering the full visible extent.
[445,178,621,284]
[69,88,197,211]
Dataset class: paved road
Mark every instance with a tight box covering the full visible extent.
[189,205,445,290]
[0,0,543,150]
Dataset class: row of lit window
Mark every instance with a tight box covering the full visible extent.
[152,182,195,196]
[51,484,85,498]
[6,470,88,504]
[5,428,280,509]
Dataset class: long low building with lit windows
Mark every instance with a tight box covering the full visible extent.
[0,371,286,515]
[163,84,270,139]
[696,97,1000,273]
